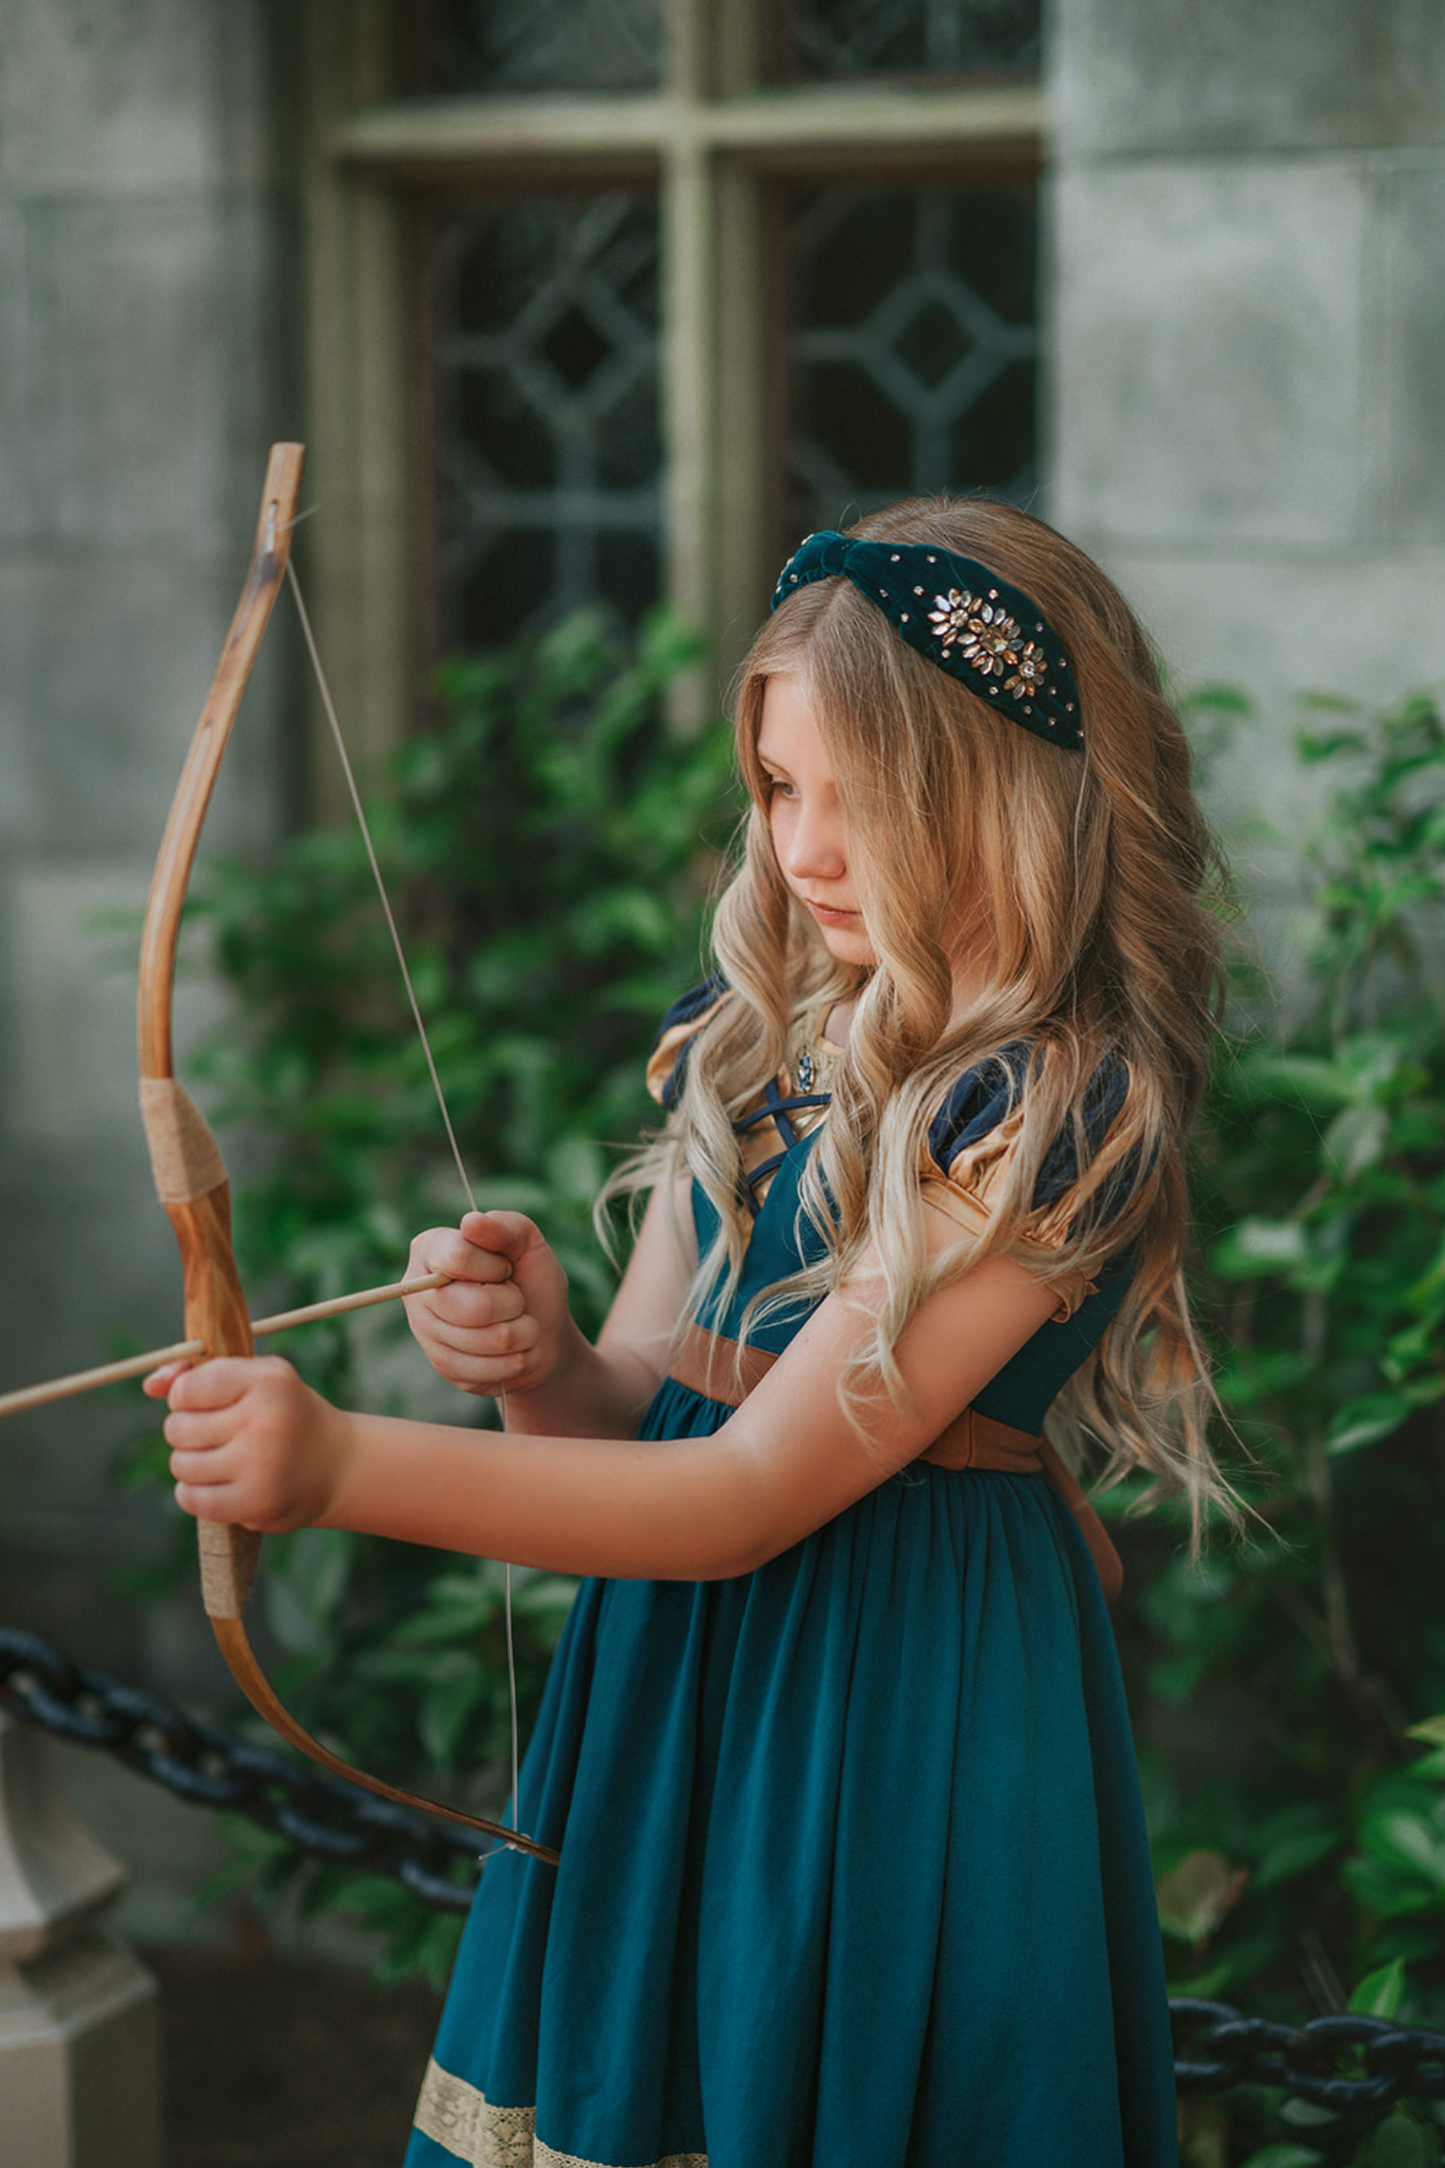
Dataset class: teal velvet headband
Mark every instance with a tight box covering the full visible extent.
[770,530,1084,752]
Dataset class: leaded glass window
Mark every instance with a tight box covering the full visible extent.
[786,0,1041,79]
[786,182,1038,539]
[433,196,662,648]
[314,0,1046,702]
[423,0,663,91]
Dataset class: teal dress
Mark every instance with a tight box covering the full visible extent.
[406,1007,1178,2168]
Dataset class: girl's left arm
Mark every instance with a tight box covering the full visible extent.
[157,1210,1059,1581]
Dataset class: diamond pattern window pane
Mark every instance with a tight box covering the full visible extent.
[787,0,1040,78]
[424,0,662,93]
[786,182,1038,540]
[433,197,662,649]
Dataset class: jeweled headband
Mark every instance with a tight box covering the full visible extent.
[770,530,1083,751]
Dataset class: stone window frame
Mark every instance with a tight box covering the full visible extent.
[297,0,1043,805]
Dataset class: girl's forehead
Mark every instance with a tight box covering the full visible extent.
[756,672,826,755]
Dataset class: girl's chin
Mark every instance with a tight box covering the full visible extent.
[814,921,875,966]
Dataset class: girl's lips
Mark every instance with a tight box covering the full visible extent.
[806,900,859,926]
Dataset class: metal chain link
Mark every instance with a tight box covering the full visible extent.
[0,1627,480,1912]
[1170,1997,1445,2107]
[6,1626,1445,2109]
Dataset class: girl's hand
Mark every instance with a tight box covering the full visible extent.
[144,1356,349,1533]
[403,1211,572,1397]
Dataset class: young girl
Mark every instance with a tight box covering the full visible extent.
[154,498,1226,2168]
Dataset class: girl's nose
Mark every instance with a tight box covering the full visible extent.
[785,803,847,881]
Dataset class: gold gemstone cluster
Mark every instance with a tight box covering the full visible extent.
[928,589,1050,705]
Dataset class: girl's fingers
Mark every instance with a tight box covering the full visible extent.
[164,1357,266,1410]
[421,1297,542,1355]
[165,1408,237,1454]
[156,1354,339,1537]
[173,1484,231,1519]
[162,1357,289,1460]
[169,1447,235,1490]
[424,1281,528,1333]
[411,1214,528,1286]
[458,1210,538,1262]
[143,1359,193,1398]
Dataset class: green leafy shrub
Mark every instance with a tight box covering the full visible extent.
[1138,691,1445,2163]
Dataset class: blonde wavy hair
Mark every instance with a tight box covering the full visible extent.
[607,497,1230,1530]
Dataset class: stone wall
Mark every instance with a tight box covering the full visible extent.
[0,0,298,1934]
[1048,0,1445,882]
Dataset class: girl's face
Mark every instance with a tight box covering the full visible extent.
[756,675,876,969]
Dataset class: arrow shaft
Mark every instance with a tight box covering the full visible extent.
[0,1271,450,1419]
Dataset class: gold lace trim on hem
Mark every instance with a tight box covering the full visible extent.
[414,2058,709,2168]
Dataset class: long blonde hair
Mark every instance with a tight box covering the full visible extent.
[610,497,1229,1526]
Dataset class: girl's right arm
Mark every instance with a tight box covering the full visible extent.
[155,1209,1060,1579]
[402,1182,696,1441]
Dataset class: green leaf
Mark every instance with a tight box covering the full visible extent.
[547,1132,609,1206]
[419,1666,489,1769]
[1355,2114,1436,2168]
[1212,1216,1311,1276]
[262,1574,328,1655]
[1325,1394,1417,1457]
[393,1600,493,1647]
[272,1525,353,1619]
[1369,1814,1445,1887]
[1280,2100,1339,2128]
[1236,2146,1327,2168]
[1253,1811,1345,1890]
[1155,1849,1249,1943]
[1334,1031,1412,1100]
[1339,1856,1437,1919]
[1347,1957,1408,2017]
[1235,1051,1354,1109]
[1323,1101,1389,1181]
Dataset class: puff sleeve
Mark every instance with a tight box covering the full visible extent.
[918,1044,1133,1321]
[644,977,728,1110]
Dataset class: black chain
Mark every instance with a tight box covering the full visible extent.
[0,1627,483,1911]
[1171,1997,1445,2108]
[6,1627,1445,2109]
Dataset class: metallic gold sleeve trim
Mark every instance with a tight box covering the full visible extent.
[644,999,724,1107]
[1034,1263,1096,1323]
[414,2058,709,2168]
[917,1173,991,1238]
[917,1177,1087,1322]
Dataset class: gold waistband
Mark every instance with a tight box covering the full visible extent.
[665,1321,1122,1602]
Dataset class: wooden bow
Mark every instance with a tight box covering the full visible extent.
[136,441,556,1864]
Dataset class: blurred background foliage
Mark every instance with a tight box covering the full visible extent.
[127,616,1445,2160]
[1136,685,1445,2168]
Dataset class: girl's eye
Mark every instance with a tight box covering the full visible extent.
[764,774,797,800]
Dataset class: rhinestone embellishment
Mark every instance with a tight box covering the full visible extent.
[1005,641,1049,697]
[929,590,1063,718]
[930,590,1020,677]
